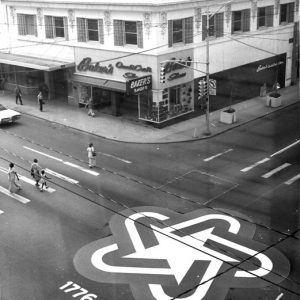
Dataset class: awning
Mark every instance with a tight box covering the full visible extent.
[73,73,126,92]
[0,52,75,71]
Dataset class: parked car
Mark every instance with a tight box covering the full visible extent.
[0,104,21,124]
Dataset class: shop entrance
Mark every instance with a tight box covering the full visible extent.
[54,69,68,99]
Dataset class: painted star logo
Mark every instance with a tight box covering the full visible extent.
[74,207,290,300]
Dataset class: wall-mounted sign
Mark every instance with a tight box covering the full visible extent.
[126,75,152,95]
[77,57,113,74]
[116,61,152,73]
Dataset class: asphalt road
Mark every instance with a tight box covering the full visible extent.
[0,102,299,300]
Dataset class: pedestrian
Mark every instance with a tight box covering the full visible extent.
[8,163,21,193]
[39,169,51,192]
[15,85,23,105]
[37,91,44,111]
[87,143,96,168]
[30,158,41,187]
[86,98,95,117]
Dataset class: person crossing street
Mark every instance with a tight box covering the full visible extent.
[8,163,21,193]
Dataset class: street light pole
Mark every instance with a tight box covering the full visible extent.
[205,9,211,135]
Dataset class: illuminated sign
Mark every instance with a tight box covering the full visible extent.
[74,207,290,300]
[126,75,152,95]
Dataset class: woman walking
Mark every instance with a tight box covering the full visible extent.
[37,91,44,111]
[87,143,96,168]
[8,163,21,193]
[30,158,41,187]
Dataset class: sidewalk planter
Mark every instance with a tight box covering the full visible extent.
[220,108,237,124]
[266,92,282,107]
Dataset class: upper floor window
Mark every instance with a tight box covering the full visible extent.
[17,14,37,36]
[280,2,295,24]
[232,9,250,33]
[45,16,68,39]
[168,17,193,47]
[114,20,143,48]
[257,6,274,28]
[202,13,224,40]
[77,18,104,44]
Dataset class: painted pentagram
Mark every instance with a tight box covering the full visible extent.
[74,207,290,300]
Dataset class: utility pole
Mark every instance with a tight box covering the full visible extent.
[205,8,211,135]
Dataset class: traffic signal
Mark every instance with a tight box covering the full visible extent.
[198,79,207,99]
[160,64,166,83]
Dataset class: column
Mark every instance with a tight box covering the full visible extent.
[44,71,55,100]
[111,91,121,116]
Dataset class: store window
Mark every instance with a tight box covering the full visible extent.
[232,9,250,33]
[257,6,274,28]
[17,14,37,36]
[113,20,143,48]
[170,86,181,105]
[77,18,104,44]
[168,17,193,47]
[280,2,294,24]
[202,13,224,40]
[45,16,68,39]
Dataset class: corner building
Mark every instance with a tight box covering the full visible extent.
[0,0,298,125]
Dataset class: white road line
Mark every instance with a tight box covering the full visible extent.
[240,158,270,172]
[270,140,300,157]
[98,152,132,164]
[45,168,79,184]
[0,186,30,204]
[63,162,99,176]
[0,210,3,214]
[23,146,99,176]
[261,163,291,178]
[284,173,300,185]
[23,146,63,162]
[0,166,55,193]
[204,148,233,162]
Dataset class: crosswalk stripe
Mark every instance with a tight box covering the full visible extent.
[23,146,63,162]
[0,186,30,204]
[45,168,79,184]
[0,210,3,214]
[0,166,55,193]
[284,173,300,185]
[261,163,291,178]
[240,158,270,172]
[63,162,99,176]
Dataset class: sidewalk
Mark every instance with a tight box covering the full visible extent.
[0,84,299,143]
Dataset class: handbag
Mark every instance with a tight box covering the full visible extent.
[92,151,97,157]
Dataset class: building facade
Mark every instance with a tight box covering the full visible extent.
[0,0,299,125]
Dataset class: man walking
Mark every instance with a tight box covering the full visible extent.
[37,91,44,111]
[15,85,23,105]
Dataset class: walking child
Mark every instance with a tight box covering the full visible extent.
[39,169,51,192]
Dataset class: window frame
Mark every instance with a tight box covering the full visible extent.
[124,21,138,45]
[257,6,274,29]
[87,19,99,42]
[53,16,65,38]
[172,19,184,44]
[280,2,295,24]
[18,14,37,37]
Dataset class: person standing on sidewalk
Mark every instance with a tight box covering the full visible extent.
[15,85,23,105]
[8,163,21,193]
[86,98,95,117]
[87,143,96,168]
[37,91,44,111]
[30,158,41,187]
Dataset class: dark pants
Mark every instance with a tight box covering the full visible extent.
[16,94,23,104]
[39,99,43,111]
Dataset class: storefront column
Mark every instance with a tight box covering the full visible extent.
[44,71,55,100]
[111,91,121,116]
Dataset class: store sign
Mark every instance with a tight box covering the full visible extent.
[126,75,152,95]
[116,61,152,73]
[162,56,192,82]
[77,57,113,74]
[256,60,284,73]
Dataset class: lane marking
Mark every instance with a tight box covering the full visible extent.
[23,146,63,162]
[0,166,55,193]
[45,168,79,184]
[284,173,300,185]
[0,210,3,214]
[23,146,99,176]
[98,152,132,164]
[204,149,233,162]
[240,158,270,173]
[63,162,99,176]
[261,163,291,178]
[0,186,30,204]
[270,140,300,157]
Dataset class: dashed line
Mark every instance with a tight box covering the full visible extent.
[0,210,3,214]
[63,162,99,176]
[284,173,300,185]
[204,148,233,162]
[45,168,79,184]
[0,186,30,204]
[240,158,270,172]
[23,146,63,162]
[261,163,291,178]
[270,139,300,157]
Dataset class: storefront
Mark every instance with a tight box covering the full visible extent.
[0,52,74,100]
[195,53,287,112]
